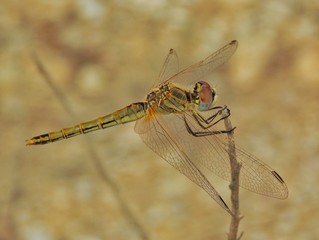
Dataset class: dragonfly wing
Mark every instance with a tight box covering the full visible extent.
[166,40,238,87]
[169,112,288,199]
[134,110,232,214]
[152,49,179,88]
[234,146,288,198]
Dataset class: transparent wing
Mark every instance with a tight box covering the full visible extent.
[134,110,232,214]
[136,107,288,199]
[152,49,179,88]
[163,40,238,87]
[162,111,288,199]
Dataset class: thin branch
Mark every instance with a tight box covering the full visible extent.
[222,108,243,240]
[31,52,75,118]
[31,51,149,240]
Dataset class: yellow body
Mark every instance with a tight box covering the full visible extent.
[26,82,189,145]
[26,102,147,145]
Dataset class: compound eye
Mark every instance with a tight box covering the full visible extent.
[199,86,212,103]
[197,81,213,111]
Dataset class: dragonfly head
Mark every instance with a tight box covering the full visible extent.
[192,81,216,111]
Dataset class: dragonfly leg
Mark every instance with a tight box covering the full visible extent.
[184,118,235,137]
[184,107,236,137]
[193,105,231,129]
[206,105,229,123]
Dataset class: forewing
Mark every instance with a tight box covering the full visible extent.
[168,112,289,199]
[165,40,238,87]
[152,49,179,88]
[134,111,232,214]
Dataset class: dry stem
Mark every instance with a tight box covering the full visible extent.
[222,108,243,240]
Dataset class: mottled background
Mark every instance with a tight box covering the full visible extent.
[1,0,319,239]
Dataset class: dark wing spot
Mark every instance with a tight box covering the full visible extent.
[271,171,285,184]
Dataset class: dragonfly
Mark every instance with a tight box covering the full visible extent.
[26,40,288,214]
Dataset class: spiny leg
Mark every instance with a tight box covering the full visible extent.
[192,106,232,130]
[184,107,235,137]
[184,118,235,137]
[206,105,229,123]
[193,106,230,129]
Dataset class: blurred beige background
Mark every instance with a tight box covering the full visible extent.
[1,0,319,239]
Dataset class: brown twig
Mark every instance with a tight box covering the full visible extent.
[31,51,149,240]
[222,108,243,240]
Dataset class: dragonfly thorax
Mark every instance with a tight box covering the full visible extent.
[192,81,216,111]
[146,83,170,105]
[146,83,189,113]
